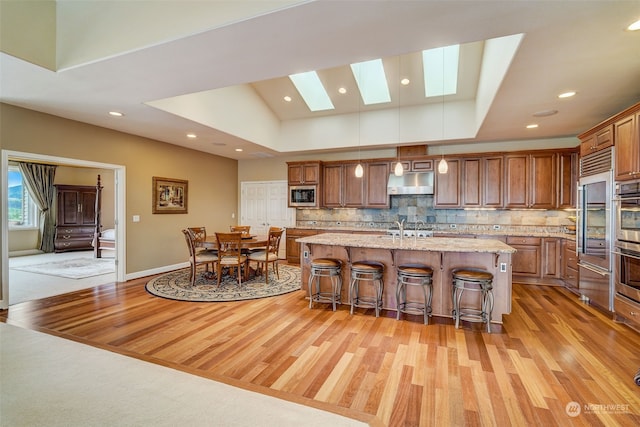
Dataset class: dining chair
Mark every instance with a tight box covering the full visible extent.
[230,225,251,235]
[248,227,284,284]
[182,229,218,286]
[187,226,217,255]
[215,231,249,286]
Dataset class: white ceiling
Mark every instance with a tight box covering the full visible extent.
[2,0,640,160]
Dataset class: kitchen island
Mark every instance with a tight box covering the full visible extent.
[297,233,516,323]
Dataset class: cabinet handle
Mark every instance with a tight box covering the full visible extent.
[63,235,71,240]
[630,311,637,317]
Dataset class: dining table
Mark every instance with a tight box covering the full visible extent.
[202,234,268,250]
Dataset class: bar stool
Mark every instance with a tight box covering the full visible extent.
[451,268,494,333]
[349,261,385,317]
[396,264,434,325]
[308,258,343,311]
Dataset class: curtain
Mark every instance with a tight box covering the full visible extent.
[18,162,57,253]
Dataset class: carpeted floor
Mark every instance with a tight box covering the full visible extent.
[11,257,115,279]
[146,264,301,302]
[0,323,365,427]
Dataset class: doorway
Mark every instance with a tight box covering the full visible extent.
[1,149,126,309]
[240,181,295,259]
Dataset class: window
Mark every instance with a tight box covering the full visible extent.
[8,165,39,229]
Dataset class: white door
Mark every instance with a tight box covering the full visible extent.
[241,181,295,259]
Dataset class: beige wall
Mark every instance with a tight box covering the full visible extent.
[1,103,238,275]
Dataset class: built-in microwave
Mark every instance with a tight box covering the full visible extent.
[289,185,318,207]
[615,179,640,243]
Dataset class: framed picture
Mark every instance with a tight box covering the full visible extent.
[152,177,188,214]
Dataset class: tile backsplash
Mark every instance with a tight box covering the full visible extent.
[296,195,576,232]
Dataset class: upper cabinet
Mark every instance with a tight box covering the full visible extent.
[614,113,640,181]
[558,151,578,209]
[287,161,321,185]
[434,159,460,208]
[322,160,389,208]
[504,152,556,209]
[579,101,640,181]
[580,125,613,157]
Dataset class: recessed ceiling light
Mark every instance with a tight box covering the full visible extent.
[533,109,558,117]
[627,19,640,31]
[558,91,576,99]
[186,133,197,139]
[400,78,410,86]
[108,111,123,117]
[338,87,347,94]
[235,148,243,152]
[283,96,292,102]
[526,124,539,129]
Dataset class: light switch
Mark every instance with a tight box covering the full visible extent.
[132,215,140,222]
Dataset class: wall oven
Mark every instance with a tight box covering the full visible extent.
[614,179,640,306]
[613,240,640,305]
[289,185,318,207]
[615,180,640,243]
[576,170,613,310]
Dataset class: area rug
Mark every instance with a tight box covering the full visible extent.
[11,258,115,279]
[145,264,302,302]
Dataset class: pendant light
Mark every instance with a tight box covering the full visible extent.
[437,47,448,174]
[394,56,404,177]
[355,66,364,178]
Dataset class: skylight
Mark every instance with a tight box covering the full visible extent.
[422,45,460,97]
[350,59,391,105]
[289,71,335,111]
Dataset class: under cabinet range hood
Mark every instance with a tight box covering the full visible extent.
[387,172,434,195]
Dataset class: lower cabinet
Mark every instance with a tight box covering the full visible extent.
[614,294,640,332]
[286,228,318,264]
[507,236,566,285]
[562,239,578,290]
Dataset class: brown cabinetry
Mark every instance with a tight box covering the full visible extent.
[614,113,639,181]
[322,162,363,207]
[364,161,390,208]
[434,158,460,207]
[507,236,542,278]
[580,125,613,156]
[323,161,389,208]
[614,294,640,332]
[505,153,555,208]
[286,228,318,264]
[287,161,321,185]
[558,151,577,209]
[562,239,578,290]
[54,185,97,252]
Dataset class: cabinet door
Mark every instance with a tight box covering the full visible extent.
[461,158,481,207]
[615,114,637,181]
[542,238,561,279]
[288,164,304,184]
[483,156,503,207]
[58,189,82,226]
[322,164,344,207]
[558,151,577,209]
[508,236,541,277]
[435,159,460,207]
[288,162,320,184]
[343,164,364,207]
[504,154,528,208]
[530,153,556,208]
[365,161,390,208]
[80,190,97,225]
[302,163,320,184]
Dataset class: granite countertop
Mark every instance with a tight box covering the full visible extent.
[291,225,575,240]
[296,233,516,254]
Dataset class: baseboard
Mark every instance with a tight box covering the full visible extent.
[9,249,44,257]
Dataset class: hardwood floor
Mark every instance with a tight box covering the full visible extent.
[2,273,639,426]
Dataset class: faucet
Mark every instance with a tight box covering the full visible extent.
[395,219,405,241]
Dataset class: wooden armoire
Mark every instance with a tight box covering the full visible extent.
[54,185,97,252]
